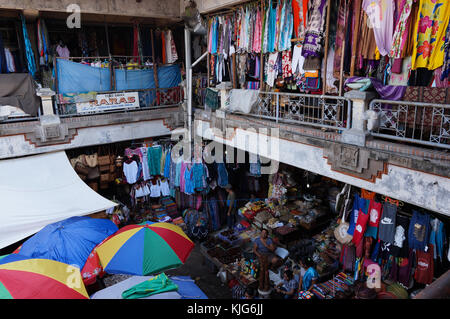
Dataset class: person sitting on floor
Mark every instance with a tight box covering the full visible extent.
[298,256,319,292]
[275,269,298,299]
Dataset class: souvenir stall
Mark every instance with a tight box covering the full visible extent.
[202,0,338,97]
[199,0,450,107]
[324,186,450,299]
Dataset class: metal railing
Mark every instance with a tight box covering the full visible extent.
[236,91,352,132]
[369,99,450,149]
[56,86,183,117]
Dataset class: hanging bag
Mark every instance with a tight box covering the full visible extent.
[334,185,353,245]
[85,153,98,168]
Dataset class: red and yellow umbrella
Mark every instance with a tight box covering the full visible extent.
[0,255,89,299]
[96,222,194,276]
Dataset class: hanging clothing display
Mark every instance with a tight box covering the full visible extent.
[302,0,328,58]
[389,0,413,59]
[362,0,395,57]
[411,0,450,70]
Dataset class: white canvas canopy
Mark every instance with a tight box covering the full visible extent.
[0,151,117,249]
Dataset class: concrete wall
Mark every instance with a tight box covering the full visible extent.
[1,0,181,19]
[181,0,248,14]
[196,119,450,216]
[0,119,173,159]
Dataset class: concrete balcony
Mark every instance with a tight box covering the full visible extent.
[0,90,185,160]
[194,90,450,216]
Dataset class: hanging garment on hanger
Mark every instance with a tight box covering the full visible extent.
[302,0,328,58]
[389,0,413,59]
[150,179,162,198]
[378,202,397,245]
[292,44,305,74]
[266,52,279,87]
[411,0,450,70]
[4,48,16,73]
[362,0,395,57]
[123,160,139,184]
[160,178,171,197]
[179,160,188,193]
[282,49,293,78]
[279,0,294,52]
[184,164,195,195]
[140,147,151,181]
[253,7,262,54]
[391,214,410,258]
[429,218,446,260]
[441,22,450,81]
[414,245,434,285]
[21,15,37,77]
[148,146,163,176]
[408,210,431,252]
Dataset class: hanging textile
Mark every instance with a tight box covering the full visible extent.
[268,1,277,53]
[362,0,395,57]
[133,24,140,64]
[279,0,294,52]
[441,22,450,80]
[292,0,309,39]
[411,0,450,70]
[302,0,328,58]
[389,0,413,59]
[253,7,263,54]
[21,15,36,78]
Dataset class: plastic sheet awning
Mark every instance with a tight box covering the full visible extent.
[0,151,117,249]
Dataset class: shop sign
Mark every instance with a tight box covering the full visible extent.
[76,92,140,113]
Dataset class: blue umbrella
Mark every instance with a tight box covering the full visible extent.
[14,216,118,270]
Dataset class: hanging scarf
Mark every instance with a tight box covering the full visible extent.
[253,7,262,54]
[389,0,413,59]
[302,0,328,58]
[21,15,36,78]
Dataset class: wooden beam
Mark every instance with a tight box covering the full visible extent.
[322,0,332,94]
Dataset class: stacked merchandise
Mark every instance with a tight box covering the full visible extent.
[160,196,179,219]
[309,272,355,299]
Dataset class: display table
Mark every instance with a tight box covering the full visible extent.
[199,243,258,288]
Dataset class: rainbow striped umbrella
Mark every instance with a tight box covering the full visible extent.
[96,222,194,276]
[0,255,89,299]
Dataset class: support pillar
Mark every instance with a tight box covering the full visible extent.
[342,90,376,147]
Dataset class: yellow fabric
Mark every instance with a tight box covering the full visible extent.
[96,227,142,268]
[411,0,450,70]
[305,71,319,78]
[375,46,380,60]
[150,223,193,243]
[0,259,89,298]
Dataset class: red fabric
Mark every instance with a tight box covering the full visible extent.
[292,0,301,39]
[414,245,434,285]
[368,201,382,228]
[81,249,105,286]
[352,209,370,246]
[0,269,87,299]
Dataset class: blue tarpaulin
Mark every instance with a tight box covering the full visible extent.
[57,59,111,94]
[57,59,181,94]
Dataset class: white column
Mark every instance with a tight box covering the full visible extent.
[342,90,376,146]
